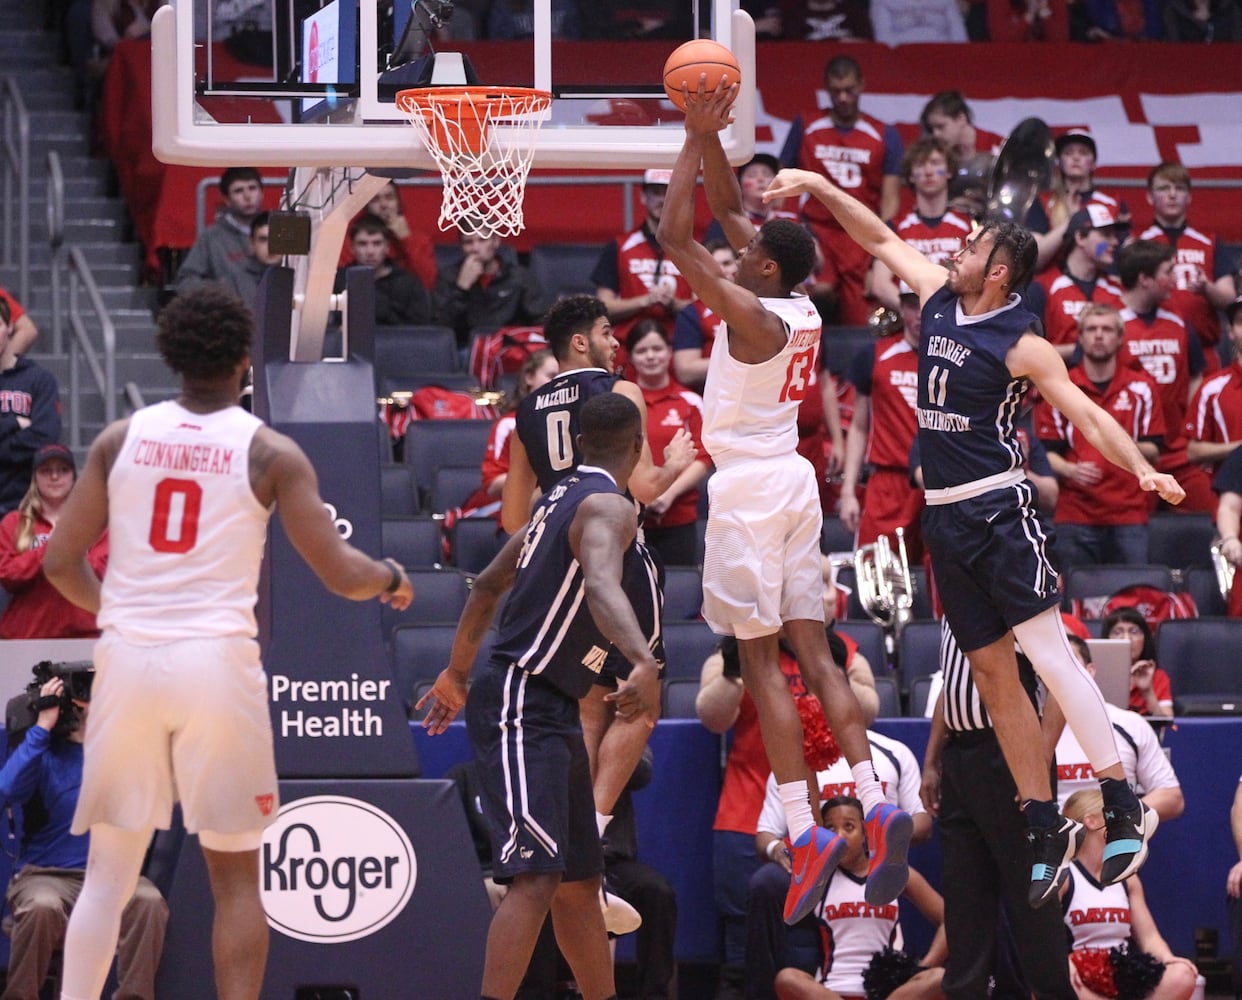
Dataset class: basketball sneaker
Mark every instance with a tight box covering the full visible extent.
[783,826,845,925]
[1101,800,1158,885]
[1027,814,1085,907]
[863,803,913,905]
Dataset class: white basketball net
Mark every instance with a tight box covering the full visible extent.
[397,88,552,238]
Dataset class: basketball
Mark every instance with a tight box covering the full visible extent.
[662,39,741,111]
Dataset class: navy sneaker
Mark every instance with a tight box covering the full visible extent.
[1028,814,1084,907]
[1101,800,1158,884]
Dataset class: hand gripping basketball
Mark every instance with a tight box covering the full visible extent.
[663,39,741,112]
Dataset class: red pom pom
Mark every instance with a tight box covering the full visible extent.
[1072,948,1118,997]
[797,694,842,771]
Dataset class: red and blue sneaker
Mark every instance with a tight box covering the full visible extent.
[783,826,845,925]
[863,803,913,905]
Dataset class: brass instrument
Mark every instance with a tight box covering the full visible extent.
[854,528,916,636]
[987,118,1055,224]
[1211,540,1236,602]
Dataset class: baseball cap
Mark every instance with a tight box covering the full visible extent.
[33,442,75,474]
[1055,130,1097,158]
[1067,203,1122,236]
[1226,296,1242,324]
[642,169,673,187]
[738,153,781,178]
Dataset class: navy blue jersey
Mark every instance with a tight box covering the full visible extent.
[491,468,660,700]
[917,286,1040,491]
[515,368,618,493]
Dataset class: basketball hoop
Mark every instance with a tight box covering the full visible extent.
[397,86,552,237]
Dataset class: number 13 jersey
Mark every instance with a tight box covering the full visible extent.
[702,293,822,468]
[99,400,270,644]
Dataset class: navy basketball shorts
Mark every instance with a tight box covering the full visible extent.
[922,482,1061,651]
[465,662,602,883]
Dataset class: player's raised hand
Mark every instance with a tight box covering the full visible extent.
[662,427,698,475]
[1138,470,1185,505]
[680,74,737,135]
[763,168,824,203]
[415,668,469,735]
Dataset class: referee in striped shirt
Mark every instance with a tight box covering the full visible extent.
[922,620,1075,998]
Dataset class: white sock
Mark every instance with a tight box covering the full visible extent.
[596,812,613,838]
[779,781,816,843]
[851,761,885,815]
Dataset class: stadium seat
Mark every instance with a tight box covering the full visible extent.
[380,464,419,517]
[1154,617,1242,714]
[381,569,471,635]
[895,619,942,694]
[908,676,937,718]
[839,564,933,623]
[660,620,720,682]
[1182,565,1227,617]
[404,421,494,503]
[529,243,606,299]
[821,516,854,555]
[390,624,496,716]
[374,325,460,379]
[873,674,901,718]
[661,566,703,621]
[431,465,483,514]
[1147,513,1215,570]
[819,326,875,379]
[662,678,701,719]
[449,517,508,573]
[835,620,888,674]
[381,516,444,569]
[377,418,394,464]
[1063,564,1175,608]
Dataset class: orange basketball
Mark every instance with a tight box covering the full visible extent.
[662,39,741,111]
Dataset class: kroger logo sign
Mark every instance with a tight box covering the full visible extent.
[261,796,416,943]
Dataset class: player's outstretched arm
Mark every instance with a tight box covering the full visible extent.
[682,79,756,252]
[418,528,526,734]
[44,421,127,613]
[256,429,414,606]
[571,494,662,725]
[763,169,947,303]
[1008,334,1185,505]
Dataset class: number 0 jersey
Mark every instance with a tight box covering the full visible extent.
[99,400,270,645]
[702,293,822,468]
[515,368,618,492]
[490,468,661,700]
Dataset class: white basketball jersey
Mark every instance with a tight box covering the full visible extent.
[99,400,270,644]
[701,293,822,468]
[1063,862,1132,951]
[816,868,901,995]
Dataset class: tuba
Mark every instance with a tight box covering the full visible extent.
[986,117,1055,224]
[1211,540,1236,602]
[853,528,916,656]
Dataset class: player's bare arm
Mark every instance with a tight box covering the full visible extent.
[44,420,129,613]
[571,493,662,724]
[764,168,947,304]
[500,431,539,534]
[418,528,527,734]
[253,427,414,605]
[612,379,696,504]
[1008,334,1185,505]
[685,80,755,252]
[656,88,788,364]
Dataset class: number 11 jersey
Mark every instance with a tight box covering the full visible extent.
[701,293,822,468]
[99,400,269,644]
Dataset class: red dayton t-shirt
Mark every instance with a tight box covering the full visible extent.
[1038,269,1125,350]
[1037,363,1165,526]
[1121,306,1201,451]
[639,381,709,529]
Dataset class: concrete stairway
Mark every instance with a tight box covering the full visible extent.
[0,0,177,453]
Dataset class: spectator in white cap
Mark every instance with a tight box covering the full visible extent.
[591,168,695,368]
[1036,202,1127,360]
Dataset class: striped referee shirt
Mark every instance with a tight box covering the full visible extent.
[938,619,1042,733]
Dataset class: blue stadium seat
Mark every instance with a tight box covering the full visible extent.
[908,676,937,718]
[1154,617,1242,714]
[661,566,703,621]
[835,620,887,675]
[873,674,901,718]
[404,421,494,506]
[529,243,606,299]
[1182,565,1227,617]
[895,619,941,694]
[1063,564,1175,606]
[662,678,701,719]
[821,516,854,555]
[390,624,496,715]
[660,620,720,682]
[374,325,460,379]
[431,465,483,514]
[449,517,508,574]
[1147,513,1215,570]
[380,464,419,517]
[381,569,471,636]
[382,516,444,569]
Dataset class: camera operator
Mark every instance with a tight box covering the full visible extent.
[0,669,167,1000]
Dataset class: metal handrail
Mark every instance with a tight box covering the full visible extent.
[196,173,648,239]
[1,76,31,304]
[50,149,117,447]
